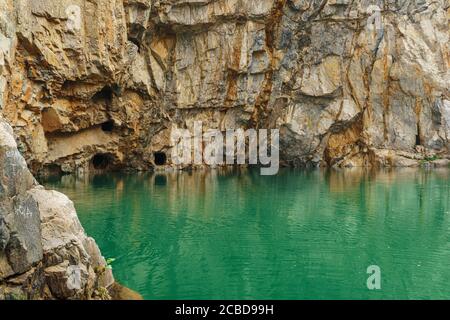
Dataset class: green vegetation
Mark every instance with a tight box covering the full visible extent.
[420,154,441,164]
[106,258,116,270]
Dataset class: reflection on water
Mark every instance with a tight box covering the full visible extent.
[42,168,450,300]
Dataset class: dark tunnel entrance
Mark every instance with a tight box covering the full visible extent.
[154,152,167,166]
[101,120,114,132]
[91,154,113,170]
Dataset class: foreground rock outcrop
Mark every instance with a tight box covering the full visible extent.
[1,1,449,173]
[0,117,113,299]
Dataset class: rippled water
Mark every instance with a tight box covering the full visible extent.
[42,168,450,300]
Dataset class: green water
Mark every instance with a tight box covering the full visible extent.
[42,168,450,300]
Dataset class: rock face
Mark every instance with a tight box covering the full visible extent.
[0,117,113,299]
[0,0,448,301]
[1,0,449,172]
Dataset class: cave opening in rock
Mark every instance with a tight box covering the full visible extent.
[101,120,114,132]
[416,135,421,146]
[91,154,112,170]
[416,124,422,146]
[92,85,113,103]
[154,152,167,166]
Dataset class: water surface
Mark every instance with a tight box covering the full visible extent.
[43,168,450,300]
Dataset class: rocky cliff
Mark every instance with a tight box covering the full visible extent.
[1,0,449,173]
[0,0,448,301]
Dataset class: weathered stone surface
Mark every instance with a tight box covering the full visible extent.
[0,0,448,300]
[0,117,113,299]
[0,0,448,172]
[31,188,114,294]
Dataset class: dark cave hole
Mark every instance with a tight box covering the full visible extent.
[92,85,113,103]
[416,135,421,146]
[101,120,114,132]
[416,124,422,146]
[91,154,112,170]
[154,152,167,166]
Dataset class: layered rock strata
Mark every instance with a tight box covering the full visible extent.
[0,0,449,301]
[1,1,449,173]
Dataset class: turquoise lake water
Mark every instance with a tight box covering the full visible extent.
[43,168,450,300]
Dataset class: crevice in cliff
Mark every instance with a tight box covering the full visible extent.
[415,130,422,146]
[323,112,368,167]
[415,99,423,147]
[252,0,287,129]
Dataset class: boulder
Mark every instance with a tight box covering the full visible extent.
[0,117,113,299]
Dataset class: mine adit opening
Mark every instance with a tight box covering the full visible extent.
[416,134,421,146]
[101,120,114,132]
[91,153,114,170]
[154,152,167,166]
[92,85,115,103]
[416,124,422,146]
